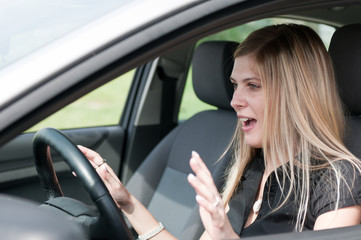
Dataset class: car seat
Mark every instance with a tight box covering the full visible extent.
[328,24,361,159]
[126,41,239,239]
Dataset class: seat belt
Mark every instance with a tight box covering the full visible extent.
[157,66,177,138]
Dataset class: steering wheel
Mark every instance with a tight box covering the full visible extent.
[33,127,133,240]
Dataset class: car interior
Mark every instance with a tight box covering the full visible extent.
[126,41,238,239]
[328,23,361,160]
[1,1,361,239]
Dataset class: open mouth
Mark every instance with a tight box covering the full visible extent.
[240,118,257,128]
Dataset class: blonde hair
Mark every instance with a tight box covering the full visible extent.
[222,24,361,231]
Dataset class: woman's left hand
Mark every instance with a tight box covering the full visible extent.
[187,151,239,240]
[77,145,132,212]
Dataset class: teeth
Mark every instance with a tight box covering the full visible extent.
[240,118,251,122]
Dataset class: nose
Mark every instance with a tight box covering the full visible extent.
[230,87,247,110]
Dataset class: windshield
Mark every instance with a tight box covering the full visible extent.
[0,0,130,69]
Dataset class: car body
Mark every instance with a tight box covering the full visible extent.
[1,0,361,239]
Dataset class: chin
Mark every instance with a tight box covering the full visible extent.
[245,140,262,149]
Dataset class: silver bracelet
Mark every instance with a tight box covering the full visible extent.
[138,222,164,240]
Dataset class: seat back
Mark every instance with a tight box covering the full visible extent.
[126,41,238,239]
[329,24,361,159]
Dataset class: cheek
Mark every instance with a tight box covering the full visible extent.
[254,96,265,117]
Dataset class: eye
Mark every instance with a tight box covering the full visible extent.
[231,82,238,90]
[230,79,237,90]
[248,82,261,89]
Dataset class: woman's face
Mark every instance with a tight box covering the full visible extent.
[230,55,264,148]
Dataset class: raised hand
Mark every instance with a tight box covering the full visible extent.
[187,151,239,240]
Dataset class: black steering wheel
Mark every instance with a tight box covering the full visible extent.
[33,127,133,240]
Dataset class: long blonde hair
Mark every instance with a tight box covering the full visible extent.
[222,24,361,231]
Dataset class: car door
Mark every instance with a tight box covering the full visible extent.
[0,39,195,205]
[0,67,138,204]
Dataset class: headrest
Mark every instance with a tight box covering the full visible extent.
[329,24,361,115]
[192,41,239,110]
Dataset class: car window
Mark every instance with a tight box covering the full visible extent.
[178,18,335,121]
[26,70,134,132]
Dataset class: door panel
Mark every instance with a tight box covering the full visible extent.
[0,126,125,204]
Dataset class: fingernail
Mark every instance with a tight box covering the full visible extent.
[196,195,204,202]
[192,151,199,158]
[188,173,196,180]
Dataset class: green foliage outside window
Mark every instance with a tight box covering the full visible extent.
[26,70,134,132]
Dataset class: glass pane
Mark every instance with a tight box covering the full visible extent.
[0,0,132,69]
[178,67,217,120]
[26,70,134,132]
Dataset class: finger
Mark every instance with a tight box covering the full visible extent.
[78,146,114,184]
[189,155,218,196]
[98,164,122,188]
[188,153,219,202]
[196,195,225,227]
[77,145,104,165]
[190,151,212,177]
[91,165,116,194]
[188,173,218,203]
[103,163,119,180]
[189,158,213,186]
[196,195,221,212]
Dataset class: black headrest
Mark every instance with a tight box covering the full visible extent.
[192,41,239,110]
[329,24,361,115]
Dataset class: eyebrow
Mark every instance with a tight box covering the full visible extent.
[230,76,261,83]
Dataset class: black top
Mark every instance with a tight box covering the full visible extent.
[227,153,361,237]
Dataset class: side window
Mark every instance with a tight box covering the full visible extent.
[178,68,216,120]
[178,18,335,121]
[27,70,135,132]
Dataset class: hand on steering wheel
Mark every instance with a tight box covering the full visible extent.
[78,145,132,212]
[33,128,133,240]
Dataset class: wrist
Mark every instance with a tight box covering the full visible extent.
[224,227,240,239]
[138,222,165,240]
[118,193,134,214]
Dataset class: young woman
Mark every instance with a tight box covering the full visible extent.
[79,24,361,239]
